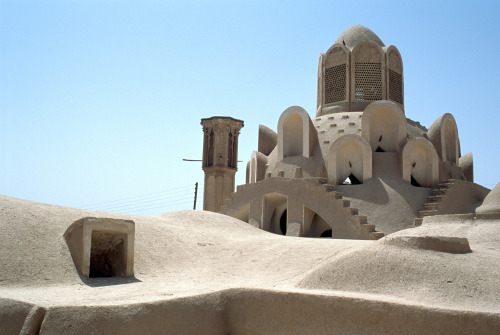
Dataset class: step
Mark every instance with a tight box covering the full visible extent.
[370,232,385,240]
[432,188,448,195]
[349,208,358,215]
[420,209,438,217]
[323,185,335,192]
[413,218,423,227]
[343,200,350,207]
[424,202,438,210]
[334,192,343,199]
[428,195,445,202]
[354,215,368,224]
[360,223,376,232]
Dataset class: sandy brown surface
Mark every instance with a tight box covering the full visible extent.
[1,195,499,334]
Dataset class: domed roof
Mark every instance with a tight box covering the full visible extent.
[334,25,385,49]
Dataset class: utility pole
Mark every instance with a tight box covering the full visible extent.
[193,182,198,210]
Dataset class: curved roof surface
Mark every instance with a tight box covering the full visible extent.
[334,24,385,49]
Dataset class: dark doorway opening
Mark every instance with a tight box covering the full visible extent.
[375,146,385,152]
[280,210,287,235]
[320,229,332,238]
[411,175,421,187]
[89,231,126,278]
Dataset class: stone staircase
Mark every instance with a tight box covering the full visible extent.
[222,177,383,240]
[318,178,384,240]
[413,179,456,227]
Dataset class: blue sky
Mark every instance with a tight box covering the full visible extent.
[1,1,500,215]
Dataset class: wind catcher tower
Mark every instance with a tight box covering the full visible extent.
[201,116,244,212]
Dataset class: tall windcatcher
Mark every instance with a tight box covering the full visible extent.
[201,116,244,212]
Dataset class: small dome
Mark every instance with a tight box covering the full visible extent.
[334,25,385,49]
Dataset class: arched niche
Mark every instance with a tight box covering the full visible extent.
[402,137,439,188]
[351,41,386,102]
[262,193,288,234]
[249,151,268,183]
[278,106,316,160]
[323,44,350,106]
[303,206,332,238]
[386,46,404,105]
[328,134,372,185]
[361,100,407,152]
[428,113,461,164]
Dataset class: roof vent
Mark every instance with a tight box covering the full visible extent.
[64,217,135,278]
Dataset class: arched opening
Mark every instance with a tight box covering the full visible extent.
[278,106,315,160]
[304,209,332,238]
[320,229,333,238]
[283,114,303,157]
[280,210,287,235]
[369,109,400,152]
[262,193,288,234]
[402,138,439,188]
[362,102,406,153]
[336,142,363,185]
[328,134,372,185]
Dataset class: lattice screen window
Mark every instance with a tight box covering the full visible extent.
[325,64,346,104]
[389,69,403,104]
[354,62,382,101]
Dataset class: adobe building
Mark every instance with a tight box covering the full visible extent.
[2,25,500,334]
[217,25,488,239]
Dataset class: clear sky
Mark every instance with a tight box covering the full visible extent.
[1,0,500,215]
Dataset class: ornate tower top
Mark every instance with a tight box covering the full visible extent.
[201,116,244,212]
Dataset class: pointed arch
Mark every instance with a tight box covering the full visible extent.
[428,113,460,164]
[361,100,407,152]
[278,106,317,160]
[402,137,439,188]
[328,134,372,185]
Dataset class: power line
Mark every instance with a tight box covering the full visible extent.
[103,198,197,213]
[89,191,200,211]
[77,184,197,208]
[94,195,195,212]
[77,183,204,215]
